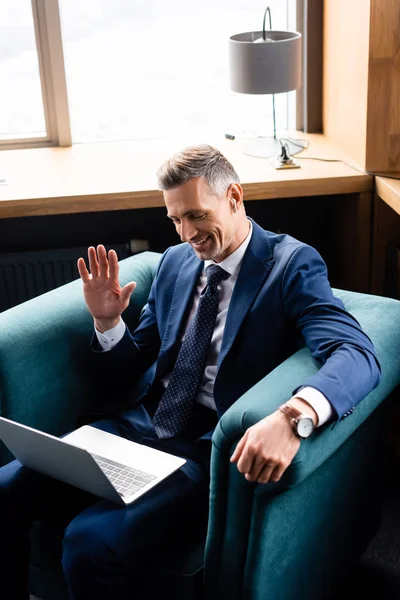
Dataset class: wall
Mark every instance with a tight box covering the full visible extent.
[0,192,372,309]
[323,0,400,177]
[371,196,400,297]
[366,0,400,174]
[323,0,370,168]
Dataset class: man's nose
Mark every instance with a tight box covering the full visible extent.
[180,220,197,242]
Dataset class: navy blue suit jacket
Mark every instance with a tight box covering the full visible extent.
[106,219,380,425]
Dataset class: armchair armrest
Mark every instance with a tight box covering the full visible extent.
[214,290,400,484]
[205,291,400,597]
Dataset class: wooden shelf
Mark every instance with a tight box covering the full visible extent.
[376,176,400,216]
[0,134,373,219]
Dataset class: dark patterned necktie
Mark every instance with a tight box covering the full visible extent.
[153,264,230,439]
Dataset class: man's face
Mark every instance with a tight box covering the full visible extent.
[164,177,238,263]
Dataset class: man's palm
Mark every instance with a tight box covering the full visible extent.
[78,245,136,325]
[82,275,126,320]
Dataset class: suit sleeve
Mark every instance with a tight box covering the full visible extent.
[282,244,381,419]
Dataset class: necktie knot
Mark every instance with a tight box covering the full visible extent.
[205,264,230,291]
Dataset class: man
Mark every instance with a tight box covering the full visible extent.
[0,145,380,599]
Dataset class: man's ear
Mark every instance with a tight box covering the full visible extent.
[228,183,244,212]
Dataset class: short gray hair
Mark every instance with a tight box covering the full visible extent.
[157,144,240,196]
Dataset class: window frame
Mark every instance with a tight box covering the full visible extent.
[0,0,71,150]
[296,0,323,133]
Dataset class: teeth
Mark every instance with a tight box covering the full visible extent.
[193,237,207,245]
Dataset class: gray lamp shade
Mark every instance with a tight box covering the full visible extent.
[229,30,302,95]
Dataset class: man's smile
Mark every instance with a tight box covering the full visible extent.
[191,236,211,249]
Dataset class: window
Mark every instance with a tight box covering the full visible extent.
[0,0,46,142]
[0,0,297,148]
[60,0,291,144]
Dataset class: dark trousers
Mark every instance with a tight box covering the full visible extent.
[0,399,217,600]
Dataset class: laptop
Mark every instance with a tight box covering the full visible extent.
[0,417,186,506]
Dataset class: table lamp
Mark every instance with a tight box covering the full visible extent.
[229,7,303,165]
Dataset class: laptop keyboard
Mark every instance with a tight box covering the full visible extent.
[91,454,157,498]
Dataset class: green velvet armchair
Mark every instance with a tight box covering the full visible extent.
[0,251,399,600]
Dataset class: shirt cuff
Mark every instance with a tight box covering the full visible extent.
[292,386,333,427]
[95,319,126,351]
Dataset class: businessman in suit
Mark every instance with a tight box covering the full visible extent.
[0,145,380,600]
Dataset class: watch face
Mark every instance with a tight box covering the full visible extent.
[297,417,314,439]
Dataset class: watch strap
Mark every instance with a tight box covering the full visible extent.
[278,403,302,422]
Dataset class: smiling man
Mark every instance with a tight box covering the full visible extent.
[0,145,381,600]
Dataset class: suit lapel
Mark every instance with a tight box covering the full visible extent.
[218,221,275,367]
[160,249,203,355]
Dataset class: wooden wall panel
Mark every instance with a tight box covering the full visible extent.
[332,192,372,293]
[366,0,400,175]
[371,194,400,296]
[323,0,370,167]
[323,0,400,176]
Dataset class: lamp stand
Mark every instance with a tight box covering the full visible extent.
[242,88,305,160]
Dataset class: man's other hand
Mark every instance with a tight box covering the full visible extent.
[77,245,136,333]
[230,411,301,484]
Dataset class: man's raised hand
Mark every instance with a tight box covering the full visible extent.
[77,245,136,333]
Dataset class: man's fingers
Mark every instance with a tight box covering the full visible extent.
[77,257,90,283]
[230,434,247,463]
[256,463,277,484]
[245,453,269,482]
[108,249,120,281]
[97,245,109,278]
[269,463,287,484]
[236,444,256,475]
[120,282,136,306]
[88,246,100,277]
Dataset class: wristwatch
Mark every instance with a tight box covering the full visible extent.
[278,403,315,439]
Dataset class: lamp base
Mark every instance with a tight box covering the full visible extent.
[242,137,304,159]
[269,156,300,170]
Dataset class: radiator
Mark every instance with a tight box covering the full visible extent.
[0,244,130,312]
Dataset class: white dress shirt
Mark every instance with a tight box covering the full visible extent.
[96,222,333,426]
